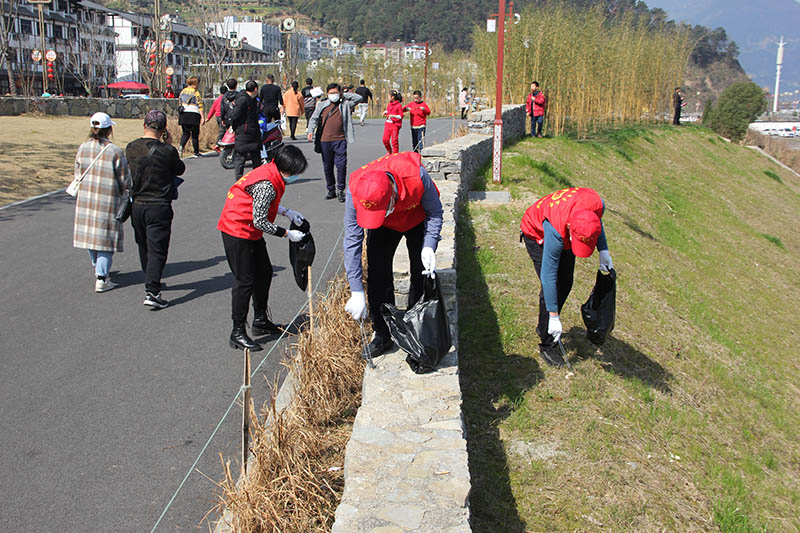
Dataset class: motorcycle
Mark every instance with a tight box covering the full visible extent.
[218,117,284,170]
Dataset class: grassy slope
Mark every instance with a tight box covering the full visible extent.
[457,125,800,532]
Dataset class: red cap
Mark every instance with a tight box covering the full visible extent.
[568,209,602,257]
[350,170,393,229]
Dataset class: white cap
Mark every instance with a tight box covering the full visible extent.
[90,112,115,128]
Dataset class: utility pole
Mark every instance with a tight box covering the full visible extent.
[154,0,161,95]
[492,0,507,184]
[773,36,785,114]
[423,41,429,99]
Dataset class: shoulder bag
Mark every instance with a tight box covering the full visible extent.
[67,143,110,197]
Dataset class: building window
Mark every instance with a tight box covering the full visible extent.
[20,19,32,35]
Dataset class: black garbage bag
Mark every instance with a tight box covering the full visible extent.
[288,219,316,291]
[581,268,617,345]
[381,277,452,374]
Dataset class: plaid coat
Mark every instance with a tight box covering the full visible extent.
[72,139,132,252]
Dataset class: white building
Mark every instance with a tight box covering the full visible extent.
[206,16,282,57]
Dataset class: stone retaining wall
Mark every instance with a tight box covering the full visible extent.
[467,104,527,139]
[0,96,216,119]
[331,104,525,532]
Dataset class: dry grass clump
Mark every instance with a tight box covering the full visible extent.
[214,275,364,532]
[744,129,800,174]
[166,117,220,153]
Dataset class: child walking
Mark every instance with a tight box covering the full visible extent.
[382,91,403,154]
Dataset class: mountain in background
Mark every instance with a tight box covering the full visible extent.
[643,0,800,91]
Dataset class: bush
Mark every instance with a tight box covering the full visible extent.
[704,82,767,142]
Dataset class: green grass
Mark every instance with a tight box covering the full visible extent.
[458,126,800,532]
[764,169,783,183]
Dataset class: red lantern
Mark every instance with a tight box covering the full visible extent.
[149,53,156,59]
[149,60,156,67]
[47,73,54,79]
[149,67,155,73]
[47,67,54,73]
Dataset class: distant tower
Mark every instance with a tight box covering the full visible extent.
[773,36,785,113]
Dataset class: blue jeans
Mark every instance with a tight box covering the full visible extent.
[88,250,113,278]
[531,115,544,136]
[321,140,348,192]
[411,127,426,152]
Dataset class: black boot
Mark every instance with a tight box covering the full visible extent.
[230,323,262,351]
[252,313,283,336]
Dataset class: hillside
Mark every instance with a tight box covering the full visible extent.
[459,126,800,531]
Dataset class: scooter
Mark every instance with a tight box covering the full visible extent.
[218,118,284,170]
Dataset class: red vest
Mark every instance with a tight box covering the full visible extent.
[350,152,435,233]
[217,162,286,240]
[520,187,604,251]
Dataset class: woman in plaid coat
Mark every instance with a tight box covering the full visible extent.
[73,112,132,293]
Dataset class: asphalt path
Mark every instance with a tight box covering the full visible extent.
[0,117,455,532]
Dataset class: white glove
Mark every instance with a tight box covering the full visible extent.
[286,230,305,242]
[282,208,305,226]
[421,247,436,278]
[548,315,562,343]
[345,291,368,321]
[598,250,613,272]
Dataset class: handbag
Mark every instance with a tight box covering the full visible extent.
[115,188,132,222]
[67,143,110,197]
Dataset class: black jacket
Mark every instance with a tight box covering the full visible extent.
[126,138,185,203]
[220,90,238,127]
[229,91,261,153]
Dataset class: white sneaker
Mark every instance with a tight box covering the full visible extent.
[95,278,118,293]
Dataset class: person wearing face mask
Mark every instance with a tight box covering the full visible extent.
[307,83,362,202]
[342,152,444,359]
[520,187,613,367]
[217,145,309,351]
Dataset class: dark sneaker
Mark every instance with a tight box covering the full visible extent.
[325,190,337,200]
[252,316,283,336]
[143,292,169,310]
[337,190,346,203]
[363,336,392,359]
[539,343,565,367]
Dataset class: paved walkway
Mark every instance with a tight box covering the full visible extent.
[0,118,456,531]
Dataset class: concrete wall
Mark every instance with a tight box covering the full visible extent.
[331,104,525,532]
[0,97,216,119]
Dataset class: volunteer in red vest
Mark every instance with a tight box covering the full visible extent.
[218,145,309,352]
[520,187,613,367]
[343,152,444,358]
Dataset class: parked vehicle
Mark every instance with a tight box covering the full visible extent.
[218,118,284,170]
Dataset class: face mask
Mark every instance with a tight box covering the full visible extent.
[328,93,340,103]
[283,175,300,184]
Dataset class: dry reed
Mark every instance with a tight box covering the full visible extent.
[212,275,364,532]
[744,130,800,174]
[473,0,693,137]
[166,116,220,153]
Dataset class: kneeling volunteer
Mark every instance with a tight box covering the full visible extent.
[520,187,613,367]
[218,145,309,351]
[343,151,443,358]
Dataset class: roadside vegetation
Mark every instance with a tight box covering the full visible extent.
[458,125,800,531]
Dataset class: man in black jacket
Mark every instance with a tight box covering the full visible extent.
[258,74,283,122]
[125,109,186,310]
[230,80,262,180]
[219,78,238,129]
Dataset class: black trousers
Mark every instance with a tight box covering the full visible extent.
[131,201,173,294]
[216,116,226,143]
[180,124,200,155]
[410,127,425,153]
[287,116,299,138]
[523,234,575,347]
[222,232,272,327]
[262,105,280,122]
[673,107,681,125]
[233,149,262,180]
[366,222,425,340]
[304,107,314,126]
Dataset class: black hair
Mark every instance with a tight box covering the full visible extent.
[462,87,467,91]
[226,78,238,90]
[305,77,313,85]
[390,90,402,103]
[291,80,299,91]
[267,74,275,82]
[89,127,112,141]
[412,90,422,96]
[220,85,228,95]
[272,144,308,176]
[245,80,258,92]
[326,82,341,93]
[532,81,539,87]
[360,79,365,85]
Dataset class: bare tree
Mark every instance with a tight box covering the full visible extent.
[0,0,20,95]
[186,0,232,94]
[65,19,110,96]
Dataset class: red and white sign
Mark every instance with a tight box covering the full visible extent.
[161,40,174,54]
[492,122,503,183]
[31,49,42,62]
[143,40,157,53]
[45,50,57,62]
[165,66,174,76]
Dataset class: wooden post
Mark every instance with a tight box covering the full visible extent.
[307,266,313,332]
[241,348,251,477]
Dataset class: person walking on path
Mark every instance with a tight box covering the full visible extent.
[525,81,546,137]
[217,145,309,351]
[178,76,205,158]
[403,90,431,152]
[307,83,362,202]
[458,88,470,120]
[301,78,318,130]
[72,112,132,293]
[230,80,263,181]
[125,110,186,310]
[672,87,685,126]
[342,151,443,359]
[520,187,614,367]
[355,79,373,126]
[382,90,404,155]
[283,81,304,140]
[259,74,283,123]
[207,84,228,146]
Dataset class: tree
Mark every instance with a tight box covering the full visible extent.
[704,82,767,142]
[0,0,19,95]
[65,20,111,96]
